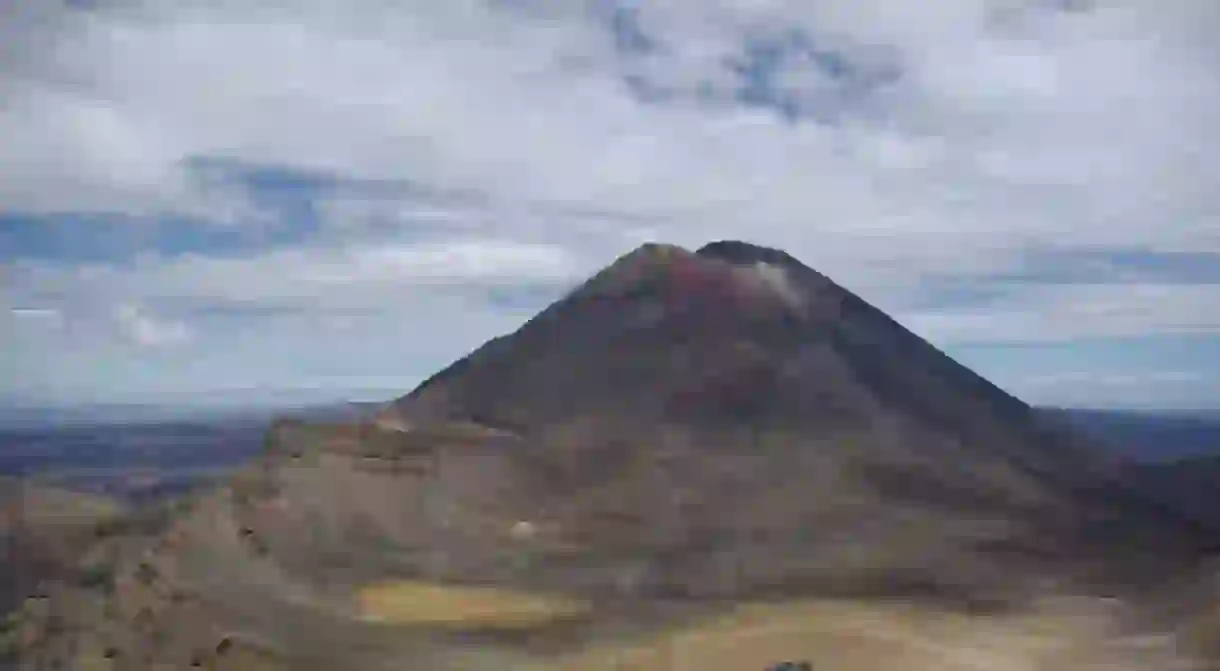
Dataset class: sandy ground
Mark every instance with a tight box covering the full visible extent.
[342,581,1199,671]
[519,598,1194,671]
[355,580,591,629]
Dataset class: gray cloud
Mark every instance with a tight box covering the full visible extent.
[4,0,1220,404]
[5,1,1217,253]
[1001,369,1220,410]
[901,282,1220,344]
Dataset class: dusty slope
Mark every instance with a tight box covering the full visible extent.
[1,477,127,611]
[9,420,1208,670]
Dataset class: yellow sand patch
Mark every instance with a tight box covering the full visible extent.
[522,601,950,671]
[355,581,591,630]
[71,653,114,671]
[522,599,1170,671]
[213,644,290,671]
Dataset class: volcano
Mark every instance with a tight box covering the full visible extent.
[388,241,1068,450]
[8,241,1210,671]
[379,241,1198,583]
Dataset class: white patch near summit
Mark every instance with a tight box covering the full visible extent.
[745,261,803,308]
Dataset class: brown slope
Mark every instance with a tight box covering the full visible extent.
[11,416,1203,670]
[0,477,126,611]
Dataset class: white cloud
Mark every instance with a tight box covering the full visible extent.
[1013,371,1206,389]
[17,238,586,315]
[3,0,1218,258]
[4,0,1220,404]
[0,237,584,403]
[900,283,1220,344]
[2,309,66,349]
[1001,369,1219,410]
[9,308,62,320]
[115,303,191,347]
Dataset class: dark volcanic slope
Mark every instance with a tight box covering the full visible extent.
[391,242,1061,458]
[379,242,1198,590]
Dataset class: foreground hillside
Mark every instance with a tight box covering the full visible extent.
[1,477,126,612]
[5,420,1207,670]
[5,241,1217,669]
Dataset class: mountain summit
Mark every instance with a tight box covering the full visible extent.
[384,241,1070,471]
[388,241,997,423]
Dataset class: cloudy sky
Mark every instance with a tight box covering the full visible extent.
[2,0,1219,410]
